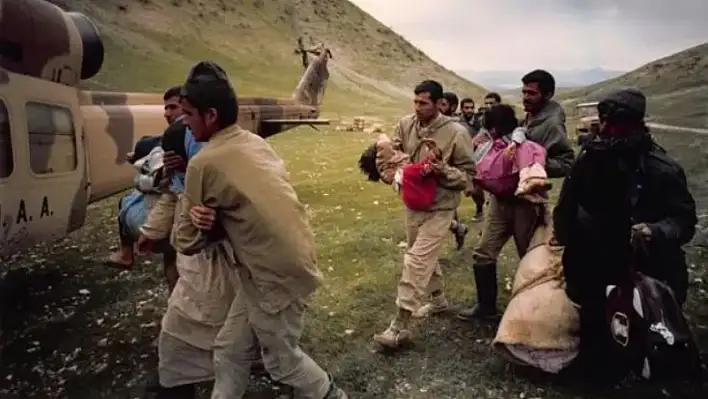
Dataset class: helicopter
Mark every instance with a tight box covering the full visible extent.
[0,0,333,259]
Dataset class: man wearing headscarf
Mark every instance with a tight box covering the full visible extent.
[553,88,697,380]
[170,61,348,399]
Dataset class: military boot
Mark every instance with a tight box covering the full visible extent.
[456,264,499,321]
[373,308,413,349]
[322,374,349,399]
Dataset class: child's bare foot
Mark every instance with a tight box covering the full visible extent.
[105,249,134,269]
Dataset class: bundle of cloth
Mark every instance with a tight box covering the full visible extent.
[472,127,551,203]
[492,222,581,374]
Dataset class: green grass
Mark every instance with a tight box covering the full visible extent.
[1,126,707,397]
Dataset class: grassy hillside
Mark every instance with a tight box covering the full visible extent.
[52,0,485,116]
[558,42,708,128]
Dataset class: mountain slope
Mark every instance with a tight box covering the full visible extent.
[52,0,485,115]
[558,42,708,128]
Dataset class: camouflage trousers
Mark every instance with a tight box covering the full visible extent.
[211,269,331,399]
[473,195,543,266]
[396,209,456,313]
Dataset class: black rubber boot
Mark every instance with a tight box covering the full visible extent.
[155,383,196,399]
[456,264,499,321]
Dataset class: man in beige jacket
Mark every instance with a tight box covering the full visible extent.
[373,80,476,349]
[170,61,348,399]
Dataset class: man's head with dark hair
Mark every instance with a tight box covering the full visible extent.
[597,88,648,136]
[163,85,183,124]
[440,92,459,116]
[483,104,518,138]
[460,97,476,120]
[413,80,444,123]
[521,69,556,114]
[484,92,502,108]
[179,61,239,142]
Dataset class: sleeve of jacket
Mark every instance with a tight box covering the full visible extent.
[552,159,581,246]
[170,160,211,255]
[437,131,476,191]
[539,120,575,178]
[648,164,697,246]
[390,119,405,152]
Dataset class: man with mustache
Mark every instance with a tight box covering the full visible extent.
[374,80,476,349]
[457,70,574,321]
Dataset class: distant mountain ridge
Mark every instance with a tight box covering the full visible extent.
[457,68,626,91]
[557,42,708,128]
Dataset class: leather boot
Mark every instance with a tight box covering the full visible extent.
[456,264,499,321]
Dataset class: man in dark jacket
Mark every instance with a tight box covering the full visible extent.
[553,88,697,380]
[457,70,575,321]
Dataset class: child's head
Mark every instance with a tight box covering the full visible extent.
[483,104,518,138]
[130,135,161,164]
[358,143,381,182]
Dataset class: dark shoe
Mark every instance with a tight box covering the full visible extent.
[155,384,196,399]
[323,374,349,399]
[453,223,468,250]
[457,264,499,321]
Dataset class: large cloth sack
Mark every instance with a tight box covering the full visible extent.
[492,225,580,373]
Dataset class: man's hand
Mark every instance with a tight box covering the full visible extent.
[631,223,652,241]
[190,205,216,231]
[136,235,154,255]
[163,151,186,175]
[427,160,445,175]
[503,143,517,159]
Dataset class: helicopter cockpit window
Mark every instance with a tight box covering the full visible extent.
[0,100,11,178]
[26,102,77,175]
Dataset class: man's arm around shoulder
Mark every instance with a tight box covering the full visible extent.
[171,159,213,255]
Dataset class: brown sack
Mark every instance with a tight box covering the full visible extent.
[492,224,581,373]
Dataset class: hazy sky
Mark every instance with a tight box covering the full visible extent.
[348,0,708,72]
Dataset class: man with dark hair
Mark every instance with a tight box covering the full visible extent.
[440,91,459,116]
[484,92,502,108]
[437,91,470,249]
[170,61,348,399]
[518,69,574,178]
[106,85,185,289]
[163,85,183,124]
[459,98,480,134]
[457,71,574,321]
[373,80,476,349]
[458,97,486,221]
[553,88,696,380]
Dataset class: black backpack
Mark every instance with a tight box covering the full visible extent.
[605,233,704,381]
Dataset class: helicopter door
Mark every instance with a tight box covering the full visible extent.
[0,72,88,255]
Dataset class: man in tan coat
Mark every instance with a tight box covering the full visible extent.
[373,80,476,349]
[170,62,347,399]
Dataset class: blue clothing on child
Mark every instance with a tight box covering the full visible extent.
[117,124,203,239]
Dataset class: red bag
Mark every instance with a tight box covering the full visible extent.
[401,139,440,211]
[401,160,437,211]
